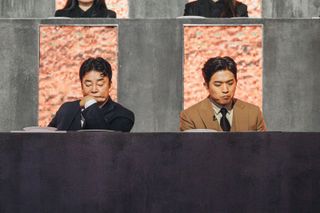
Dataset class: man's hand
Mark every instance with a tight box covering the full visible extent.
[80,95,96,108]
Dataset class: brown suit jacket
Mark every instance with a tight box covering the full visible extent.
[180,98,266,132]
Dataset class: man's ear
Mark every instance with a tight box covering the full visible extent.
[203,82,208,89]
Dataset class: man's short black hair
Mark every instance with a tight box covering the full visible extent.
[202,56,237,84]
[79,57,112,81]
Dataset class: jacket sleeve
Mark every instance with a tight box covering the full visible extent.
[47,103,66,129]
[82,103,109,129]
[107,116,134,132]
[82,103,134,132]
[180,110,195,131]
[48,104,64,128]
[48,114,57,127]
[256,109,267,131]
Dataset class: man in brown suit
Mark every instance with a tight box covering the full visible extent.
[180,56,266,132]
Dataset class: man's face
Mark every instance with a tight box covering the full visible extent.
[205,70,237,106]
[81,71,111,104]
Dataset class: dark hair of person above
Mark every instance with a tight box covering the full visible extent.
[184,0,248,18]
[55,0,116,18]
[48,57,134,132]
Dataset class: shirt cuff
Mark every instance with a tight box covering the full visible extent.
[84,99,97,109]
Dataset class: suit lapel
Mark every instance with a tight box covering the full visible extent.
[62,101,82,130]
[198,98,221,131]
[100,98,115,114]
[231,99,247,132]
[100,98,114,122]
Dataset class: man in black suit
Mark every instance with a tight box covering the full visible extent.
[184,0,248,18]
[49,57,134,132]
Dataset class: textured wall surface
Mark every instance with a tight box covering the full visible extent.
[118,20,183,131]
[263,0,320,17]
[39,25,118,127]
[0,0,54,17]
[187,0,262,17]
[56,0,129,18]
[184,25,263,110]
[263,19,320,131]
[0,20,38,131]
[129,0,186,18]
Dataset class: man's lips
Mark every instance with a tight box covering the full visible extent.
[91,96,106,101]
[221,96,231,99]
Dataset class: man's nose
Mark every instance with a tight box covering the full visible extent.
[222,84,229,93]
[91,84,98,93]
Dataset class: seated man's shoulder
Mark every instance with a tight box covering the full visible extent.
[235,99,260,112]
[181,98,208,115]
[234,99,266,131]
[60,100,79,108]
[55,100,80,113]
[110,101,134,120]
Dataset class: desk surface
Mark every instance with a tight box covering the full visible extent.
[1,132,320,212]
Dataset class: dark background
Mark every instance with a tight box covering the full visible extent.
[1,132,320,212]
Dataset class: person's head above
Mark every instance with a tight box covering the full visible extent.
[79,57,112,105]
[63,0,107,11]
[202,56,237,107]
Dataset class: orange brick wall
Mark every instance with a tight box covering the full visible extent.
[56,0,129,18]
[184,25,263,109]
[39,26,118,127]
[187,0,261,17]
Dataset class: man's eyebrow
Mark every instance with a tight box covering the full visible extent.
[214,79,234,83]
[84,79,92,82]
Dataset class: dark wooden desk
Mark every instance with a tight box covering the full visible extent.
[1,132,320,212]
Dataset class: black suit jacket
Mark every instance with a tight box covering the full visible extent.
[184,0,248,18]
[48,99,134,132]
[55,5,116,18]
